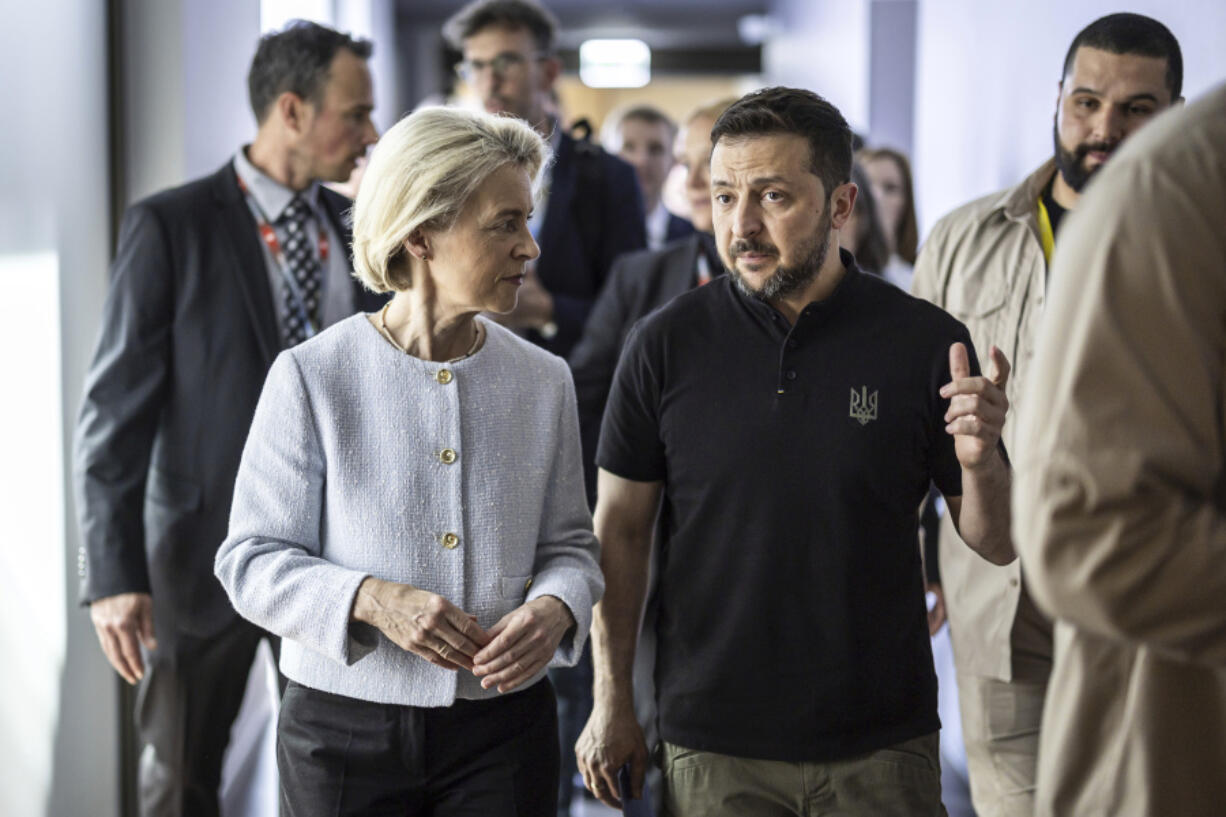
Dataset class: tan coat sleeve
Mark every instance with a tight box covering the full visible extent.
[1013,121,1226,665]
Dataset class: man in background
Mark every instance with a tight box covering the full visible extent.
[444,0,646,360]
[911,13,1183,816]
[602,104,695,249]
[571,97,732,503]
[75,21,382,816]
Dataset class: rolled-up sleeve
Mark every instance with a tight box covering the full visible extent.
[1013,142,1226,666]
[215,351,375,666]
[528,360,604,667]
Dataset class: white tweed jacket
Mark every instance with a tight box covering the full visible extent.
[215,314,603,707]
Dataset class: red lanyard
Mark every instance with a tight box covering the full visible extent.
[235,174,330,268]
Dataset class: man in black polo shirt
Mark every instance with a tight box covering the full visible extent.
[575,87,1015,816]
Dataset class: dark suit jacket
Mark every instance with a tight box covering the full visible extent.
[74,161,385,640]
[532,131,646,359]
[664,212,696,244]
[569,232,717,501]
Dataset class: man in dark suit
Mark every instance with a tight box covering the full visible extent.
[602,104,696,249]
[571,98,732,502]
[444,0,646,360]
[74,21,381,816]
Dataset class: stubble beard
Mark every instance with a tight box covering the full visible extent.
[729,208,833,302]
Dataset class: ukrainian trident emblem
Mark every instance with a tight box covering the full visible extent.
[849,386,878,425]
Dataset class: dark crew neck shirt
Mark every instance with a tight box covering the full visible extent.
[597,250,979,762]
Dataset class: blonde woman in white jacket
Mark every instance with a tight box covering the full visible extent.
[216,106,603,817]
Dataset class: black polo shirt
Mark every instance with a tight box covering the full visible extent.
[597,250,978,762]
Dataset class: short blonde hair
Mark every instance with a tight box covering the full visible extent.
[351,106,550,292]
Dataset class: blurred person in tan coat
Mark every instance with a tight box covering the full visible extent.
[911,14,1182,816]
[1013,81,1226,817]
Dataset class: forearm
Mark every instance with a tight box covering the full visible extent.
[954,451,1015,565]
[589,525,651,708]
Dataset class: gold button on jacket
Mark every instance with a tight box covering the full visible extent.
[441,532,459,549]
[435,369,453,384]
[440,448,457,465]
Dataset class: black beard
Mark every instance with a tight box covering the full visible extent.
[728,208,833,302]
[1052,122,1118,193]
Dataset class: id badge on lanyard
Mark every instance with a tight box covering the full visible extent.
[1036,197,1056,267]
[236,175,330,339]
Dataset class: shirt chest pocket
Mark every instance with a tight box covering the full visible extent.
[944,280,1011,371]
[943,275,1008,322]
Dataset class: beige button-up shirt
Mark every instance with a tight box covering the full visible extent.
[912,159,1055,681]
[1014,83,1226,817]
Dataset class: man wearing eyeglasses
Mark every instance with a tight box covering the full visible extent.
[444,0,647,361]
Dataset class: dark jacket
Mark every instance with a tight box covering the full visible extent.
[570,232,716,500]
[531,131,647,359]
[664,212,696,244]
[74,161,384,640]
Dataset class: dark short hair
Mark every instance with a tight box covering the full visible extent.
[619,105,676,137]
[1062,13,1183,101]
[710,87,853,200]
[248,20,373,124]
[443,0,559,53]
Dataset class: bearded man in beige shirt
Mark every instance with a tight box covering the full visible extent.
[1014,81,1226,817]
[910,13,1183,816]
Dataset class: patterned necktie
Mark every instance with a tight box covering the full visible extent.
[279,195,323,347]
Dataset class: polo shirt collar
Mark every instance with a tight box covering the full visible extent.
[732,246,863,325]
[233,145,322,222]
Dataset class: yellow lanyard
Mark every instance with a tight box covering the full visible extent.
[1036,196,1056,267]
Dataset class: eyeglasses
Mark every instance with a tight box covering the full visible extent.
[455,51,546,83]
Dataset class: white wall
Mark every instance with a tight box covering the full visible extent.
[124,0,260,200]
[763,1,1226,238]
[763,0,873,133]
[913,0,1226,235]
[0,1,116,816]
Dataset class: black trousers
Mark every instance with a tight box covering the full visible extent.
[136,616,279,817]
[277,678,560,817]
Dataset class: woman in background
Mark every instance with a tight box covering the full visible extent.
[840,161,891,276]
[859,146,919,290]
